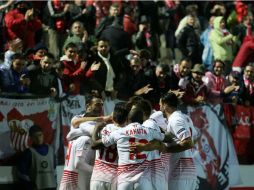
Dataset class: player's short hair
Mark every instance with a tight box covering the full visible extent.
[131,99,152,119]
[86,96,103,107]
[29,125,42,137]
[126,96,144,112]
[160,92,178,108]
[113,102,128,125]
[128,108,144,124]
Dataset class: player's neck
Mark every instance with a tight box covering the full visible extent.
[114,122,124,128]
[166,108,176,118]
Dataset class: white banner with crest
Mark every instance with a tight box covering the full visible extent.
[0,97,59,160]
[186,104,242,189]
[60,95,86,147]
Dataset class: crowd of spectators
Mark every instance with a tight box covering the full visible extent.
[0,0,254,164]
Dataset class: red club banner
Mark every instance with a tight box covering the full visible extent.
[0,98,59,161]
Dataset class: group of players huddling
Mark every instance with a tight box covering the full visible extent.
[59,92,198,190]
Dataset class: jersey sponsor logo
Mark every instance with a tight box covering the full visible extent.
[129,138,148,160]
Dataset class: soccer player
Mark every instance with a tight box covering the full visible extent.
[129,99,168,190]
[90,102,129,190]
[71,96,105,128]
[59,131,95,190]
[159,92,197,190]
[132,93,198,190]
[59,96,105,190]
[102,108,165,190]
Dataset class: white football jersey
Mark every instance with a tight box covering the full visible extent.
[166,111,197,181]
[91,123,120,183]
[143,118,168,190]
[69,115,97,138]
[149,111,168,131]
[59,136,95,190]
[102,122,165,184]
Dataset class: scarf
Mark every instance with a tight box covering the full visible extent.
[214,75,224,91]
[98,52,115,91]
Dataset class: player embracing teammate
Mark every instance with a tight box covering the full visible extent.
[59,93,198,190]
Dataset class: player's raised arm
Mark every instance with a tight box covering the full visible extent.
[71,96,106,128]
[71,116,104,128]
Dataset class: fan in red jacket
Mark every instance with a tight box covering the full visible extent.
[4,1,42,50]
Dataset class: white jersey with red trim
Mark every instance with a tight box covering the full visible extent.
[91,123,120,183]
[149,111,168,131]
[59,136,95,190]
[102,122,165,184]
[165,111,197,181]
[68,115,97,139]
[143,118,168,190]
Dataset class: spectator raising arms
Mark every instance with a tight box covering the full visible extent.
[4,1,42,50]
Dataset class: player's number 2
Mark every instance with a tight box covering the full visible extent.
[129,138,148,160]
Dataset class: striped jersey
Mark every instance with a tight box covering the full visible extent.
[59,136,94,190]
[165,111,197,181]
[102,122,165,184]
[91,123,120,183]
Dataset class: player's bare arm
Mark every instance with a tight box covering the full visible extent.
[91,122,106,149]
[71,115,111,128]
[163,137,194,153]
[74,154,94,173]
[129,139,163,153]
[129,131,176,153]
[163,132,176,143]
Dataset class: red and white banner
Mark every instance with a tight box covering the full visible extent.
[0,98,59,160]
[0,97,245,190]
[223,104,254,159]
[60,95,86,147]
[187,104,242,190]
